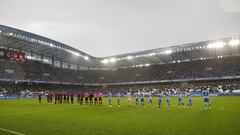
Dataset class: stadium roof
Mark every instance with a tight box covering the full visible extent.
[0,24,239,69]
[0,24,99,67]
[101,36,240,68]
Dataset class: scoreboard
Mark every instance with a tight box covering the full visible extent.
[0,48,25,62]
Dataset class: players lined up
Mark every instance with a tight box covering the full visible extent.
[39,91,104,106]
[111,88,211,109]
[38,89,211,109]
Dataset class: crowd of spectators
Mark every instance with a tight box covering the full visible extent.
[0,56,240,83]
[1,80,240,97]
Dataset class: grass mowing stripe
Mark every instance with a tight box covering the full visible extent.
[0,105,84,117]
[0,97,239,135]
[0,127,25,135]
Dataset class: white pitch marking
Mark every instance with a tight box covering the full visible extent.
[0,127,25,135]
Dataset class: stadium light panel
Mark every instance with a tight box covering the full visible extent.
[101,59,109,64]
[207,41,225,49]
[127,56,133,60]
[229,39,240,46]
[73,52,80,56]
[84,56,89,60]
[49,43,54,47]
[148,52,156,56]
[145,63,150,66]
[163,50,172,54]
[110,58,116,63]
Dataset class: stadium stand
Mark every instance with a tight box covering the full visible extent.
[0,24,240,97]
[0,56,240,83]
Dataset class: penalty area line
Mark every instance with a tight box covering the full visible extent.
[0,127,25,135]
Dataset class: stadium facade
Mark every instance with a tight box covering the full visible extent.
[0,24,240,86]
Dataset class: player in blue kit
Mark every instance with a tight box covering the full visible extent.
[117,92,121,108]
[158,91,163,108]
[108,90,112,107]
[202,87,211,109]
[135,91,139,107]
[177,91,185,108]
[140,91,145,108]
[186,89,192,108]
[166,91,171,109]
[148,92,153,108]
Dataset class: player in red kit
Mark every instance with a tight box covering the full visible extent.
[77,92,80,104]
[89,93,94,106]
[55,94,57,104]
[63,93,66,104]
[50,93,53,103]
[59,93,62,104]
[47,94,50,104]
[70,94,74,104]
[80,92,84,105]
[84,91,89,105]
[94,91,98,106]
[98,92,103,106]
[67,94,70,104]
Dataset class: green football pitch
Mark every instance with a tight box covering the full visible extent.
[0,96,240,135]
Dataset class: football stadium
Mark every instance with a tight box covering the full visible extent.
[1,1,240,135]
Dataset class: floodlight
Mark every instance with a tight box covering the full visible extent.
[101,59,109,64]
[84,56,89,60]
[229,39,240,46]
[207,41,225,48]
[73,52,80,56]
[163,50,172,54]
[110,58,116,62]
[127,56,133,60]
[148,52,156,56]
